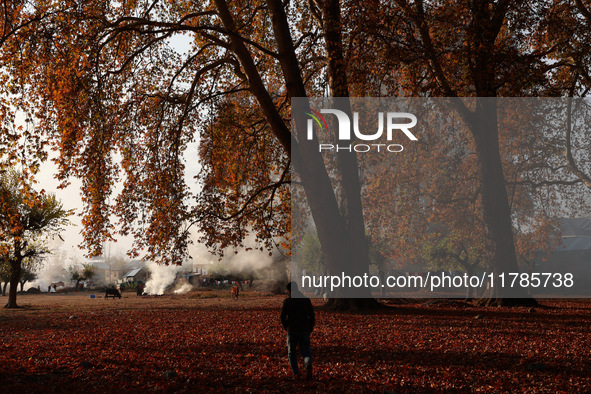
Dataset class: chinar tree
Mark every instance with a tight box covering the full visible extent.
[0,170,69,308]
[0,0,376,309]
[5,0,589,309]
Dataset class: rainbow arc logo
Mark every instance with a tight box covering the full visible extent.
[306,110,329,139]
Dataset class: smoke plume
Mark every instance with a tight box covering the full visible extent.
[173,283,193,294]
[144,261,183,295]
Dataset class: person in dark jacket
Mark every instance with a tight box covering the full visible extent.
[280,281,315,380]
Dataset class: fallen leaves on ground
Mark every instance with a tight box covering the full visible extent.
[0,293,590,393]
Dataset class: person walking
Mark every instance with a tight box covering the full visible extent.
[280,282,315,380]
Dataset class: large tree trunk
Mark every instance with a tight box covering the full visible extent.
[215,0,378,309]
[320,0,376,306]
[465,6,536,307]
[397,1,536,306]
[470,101,536,306]
[265,0,376,308]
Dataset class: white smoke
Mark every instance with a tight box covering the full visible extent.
[225,246,274,272]
[25,249,72,292]
[204,235,279,273]
[174,283,193,294]
[144,261,183,295]
[26,278,50,292]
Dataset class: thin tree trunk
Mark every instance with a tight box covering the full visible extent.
[6,258,22,308]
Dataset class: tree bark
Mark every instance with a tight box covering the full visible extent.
[214,0,378,309]
[6,243,22,308]
[397,0,536,306]
[263,0,376,307]
[469,101,536,306]
[320,0,374,302]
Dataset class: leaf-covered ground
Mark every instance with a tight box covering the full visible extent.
[0,292,590,393]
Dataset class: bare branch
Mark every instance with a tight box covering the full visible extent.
[507,179,583,188]
[565,74,591,189]
[575,0,591,25]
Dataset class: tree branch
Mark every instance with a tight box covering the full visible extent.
[565,73,591,189]
[213,0,292,155]
[394,0,474,123]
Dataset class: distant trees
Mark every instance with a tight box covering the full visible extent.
[68,266,82,291]
[422,234,484,300]
[0,170,69,308]
[69,263,96,291]
[0,257,10,296]
[297,232,326,277]
[81,264,96,285]
[19,267,37,293]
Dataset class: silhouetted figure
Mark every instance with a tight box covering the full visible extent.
[280,282,315,380]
